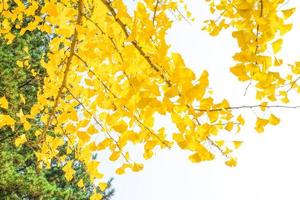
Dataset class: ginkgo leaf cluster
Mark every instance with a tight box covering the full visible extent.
[1,0,298,199]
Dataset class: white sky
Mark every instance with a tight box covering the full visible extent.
[101,1,300,200]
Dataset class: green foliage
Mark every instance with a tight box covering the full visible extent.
[0,142,115,199]
[0,143,85,199]
[0,22,114,200]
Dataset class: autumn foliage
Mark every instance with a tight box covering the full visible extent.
[0,0,299,198]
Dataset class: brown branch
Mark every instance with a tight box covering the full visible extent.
[134,116,171,148]
[175,8,191,25]
[18,77,36,89]
[193,116,228,157]
[244,0,264,96]
[73,54,118,98]
[286,76,300,93]
[65,87,130,163]
[195,104,300,112]
[73,54,171,148]
[152,0,159,25]
[206,137,229,158]
[100,0,171,87]
[40,0,83,142]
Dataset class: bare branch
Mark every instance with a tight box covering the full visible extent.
[195,104,300,112]
[152,0,159,25]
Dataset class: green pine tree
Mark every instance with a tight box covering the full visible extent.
[0,13,115,200]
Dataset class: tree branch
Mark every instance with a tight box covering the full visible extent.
[152,0,159,25]
[100,0,172,87]
[195,104,300,112]
[40,0,83,142]
[73,54,171,148]
[65,86,131,163]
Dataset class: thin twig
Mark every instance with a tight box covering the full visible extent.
[244,0,264,96]
[152,0,159,25]
[73,54,171,148]
[195,104,300,112]
[65,87,130,163]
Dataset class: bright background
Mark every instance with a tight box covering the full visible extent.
[101,1,300,199]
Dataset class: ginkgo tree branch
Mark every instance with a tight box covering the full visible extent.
[74,53,172,148]
[206,137,229,158]
[99,1,231,145]
[65,86,131,164]
[244,0,264,96]
[100,0,172,87]
[82,14,125,62]
[82,13,135,85]
[286,76,300,93]
[40,0,83,142]
[73,54,118,98]
[99,0,230,127]
[193,116,229,158]
[195,104,300,112]
[152,0,160,24]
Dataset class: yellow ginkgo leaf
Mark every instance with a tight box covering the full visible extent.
[87,125,98,135]
[109,151,121,161]
[272,39,283,54]
[131,163,144,172]
[188,150,214,163]
[225,157,237,167]
[23,120,31,131]
[233,141,243,149]
[280,24,293,36]
[230,64,250,81]
[17,109,31,131]
[5,32,15,44]
[237,115,245,125]
[116,167,125,175]
[0,96,8,109]
[24,59,29,66]
[20,94,26,104]
[143,149,154,160]
[15,134,27,147]
[77,131,90,142]
[112,120,128,133]
[17,61,24,68]
[215,140,224,147]
[0,114,15,129]
[225,122,234,131]
[274,57,283,66]
[77,179,84,188]
[99,182,107,191]
[255,118,269,133]
[115,164,129,175]
[62,161,75,181]
[282,8,296,19]
[90,193,103,200]
[269,114,280,126]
